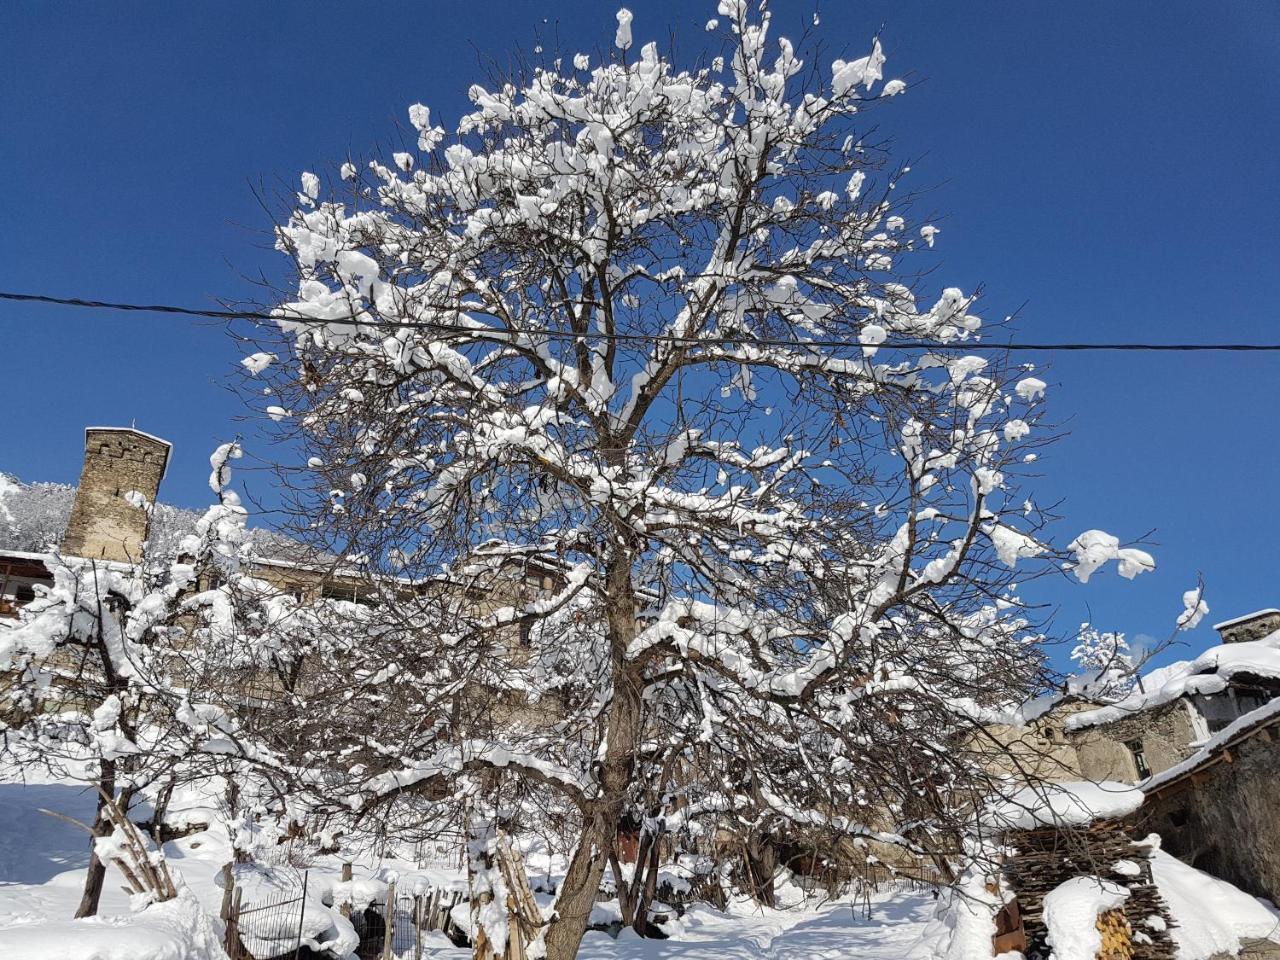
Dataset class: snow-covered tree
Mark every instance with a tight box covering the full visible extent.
[0,445,293,916]
[245,4,1154,956]
[1070,622,1135,702]
[0,473,76,552]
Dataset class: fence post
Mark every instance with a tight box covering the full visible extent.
[226,887,244,960]
[293,871,309,960]
[219,862,235,926]
[382,880,396,960]
[413,895,423,960]
[340,861,353,919]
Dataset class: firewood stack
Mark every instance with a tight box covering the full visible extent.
[1003,822,1176,960]
[1096,909,1134,960]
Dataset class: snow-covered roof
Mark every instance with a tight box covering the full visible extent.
[1212,609,1280,632]
[0,548,54,564]
[984,780,1144,832]
[1066,629,1280,732]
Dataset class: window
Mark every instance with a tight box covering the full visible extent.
[1126,740,1151,779]
[321,583,373,606]
[519,620,532,647]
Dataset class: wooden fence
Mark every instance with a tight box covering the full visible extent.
[220,868,310,960]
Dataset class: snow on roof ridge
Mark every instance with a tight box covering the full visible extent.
[1066,629,1280,732]
[1211,608,1280,632]
[0,548,54,562]
[0,548,136,572]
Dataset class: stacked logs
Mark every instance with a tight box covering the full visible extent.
[1096,909,1134,960]
[1003,822,1176,960]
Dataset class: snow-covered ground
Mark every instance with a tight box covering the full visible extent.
[0,774,935,960]
[4,772,1277,960]
[578,894,934,960]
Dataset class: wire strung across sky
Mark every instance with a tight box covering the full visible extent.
[4,289,1280,354]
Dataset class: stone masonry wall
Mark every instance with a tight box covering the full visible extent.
[1133,732,1280,903]
[1071,700,1200,783]
[972,701,1091,782]
[1219,612,1280,644]
[61,429,169,563]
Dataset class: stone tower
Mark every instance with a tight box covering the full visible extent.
[61,427,171,563]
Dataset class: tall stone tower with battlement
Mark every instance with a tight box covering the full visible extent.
[61,427,171,563]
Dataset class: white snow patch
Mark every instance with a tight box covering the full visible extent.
[1043,876,1129,960]
[1151,848,1280,959]
[615,8,633,50]
[1015,377,1046,402]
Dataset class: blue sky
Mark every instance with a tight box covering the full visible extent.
[2,1,1278,672]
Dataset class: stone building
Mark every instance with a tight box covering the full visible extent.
[1,426,171,612]
[1062,611,1280,785]
[1216,609,1280,645]
[0,426,537,610]
[984,609,1280,919]
[1132,699,1280,903]
[0,426,566,654]
[969,694,1091,782]
[60,427,171,563]
[979,610,1280,791]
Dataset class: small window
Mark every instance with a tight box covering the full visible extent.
[1126,740,1151,779]
[519,620,532,647]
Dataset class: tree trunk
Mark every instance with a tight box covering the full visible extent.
[542,550,642,960]
[75,759,116,918]
[542,814,613,960]
[631,830,661,936]
[743,834,777,907]
[609,849,635,927]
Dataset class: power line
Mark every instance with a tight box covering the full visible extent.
[4,289,1280,353]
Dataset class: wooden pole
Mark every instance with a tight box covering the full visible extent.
[414,895,423,960]
[382,880,396,960]
[219,862,235,925]
[340,862,353,919]
[294,871,309,960]
[226,887,244,960]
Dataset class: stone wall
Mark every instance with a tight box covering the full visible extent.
[1071,700,1200,783]
[1133,731,1280,902]
[973,701,1090,782]
[1218,611,1280,645]
[61,428,169,563]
